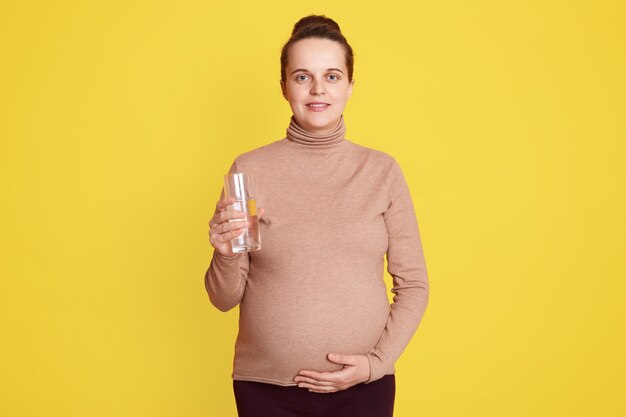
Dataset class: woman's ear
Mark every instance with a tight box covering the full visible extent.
[280,79,287,99]
[348,79,355,98]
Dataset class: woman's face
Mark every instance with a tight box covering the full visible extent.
[281,38,354,134]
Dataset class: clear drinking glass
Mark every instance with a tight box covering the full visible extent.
[223,172,261,253]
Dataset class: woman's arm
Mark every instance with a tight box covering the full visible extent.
[204,159,254,312]
[205,249,250,312]
[365,159,430,383]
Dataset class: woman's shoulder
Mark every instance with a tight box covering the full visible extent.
[345,140,400,168]
[231,138,288,167]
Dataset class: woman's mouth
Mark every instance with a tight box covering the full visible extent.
[306,103,330,112]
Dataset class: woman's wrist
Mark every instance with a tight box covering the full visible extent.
[214,248,241,260]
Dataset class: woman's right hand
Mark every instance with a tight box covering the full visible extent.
[208,196,246,257]
[208,195,265,257]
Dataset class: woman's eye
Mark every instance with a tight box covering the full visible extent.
[328,74,339,81]
[296,75,309,81]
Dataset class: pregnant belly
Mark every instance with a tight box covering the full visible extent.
[232,286,390,384]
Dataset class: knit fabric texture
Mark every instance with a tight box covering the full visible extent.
[205,115,429,386]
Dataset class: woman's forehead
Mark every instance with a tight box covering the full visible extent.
[288,38,346,71]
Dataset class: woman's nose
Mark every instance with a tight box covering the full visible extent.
[310,79,326,95]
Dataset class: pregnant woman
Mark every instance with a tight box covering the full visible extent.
[205,14,429,417]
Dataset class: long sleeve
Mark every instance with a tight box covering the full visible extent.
[205,249,250,312]
[204,159,251,312]
[365,159,430,383]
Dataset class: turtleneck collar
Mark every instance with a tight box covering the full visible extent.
[286,115,346,147]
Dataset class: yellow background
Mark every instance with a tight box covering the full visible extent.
[1,0,624,416]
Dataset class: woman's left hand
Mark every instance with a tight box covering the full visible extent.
[294,353,370,393]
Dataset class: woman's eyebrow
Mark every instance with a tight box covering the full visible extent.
[290,68,345,75]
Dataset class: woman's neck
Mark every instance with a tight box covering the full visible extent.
[286,116,346,147]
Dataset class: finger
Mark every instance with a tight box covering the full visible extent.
[216,229,244,242]
[215,196,237,213]
[209,227,244,244]
[296,383,337,393]
[309,387,338,394]
[327,353,358,366]
[218,220,248,234]
[294,375,334,387]
[216,209,247,223]
[220,229,245,242]
[210,220,246,238]
[258,207,265,219]
[209,211,246,231]
[298,370,339,383]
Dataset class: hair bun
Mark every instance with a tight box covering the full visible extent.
[292,15,342,36]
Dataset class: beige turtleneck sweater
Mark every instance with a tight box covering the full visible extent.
[205,116,429,386]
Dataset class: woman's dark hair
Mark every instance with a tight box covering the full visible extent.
[280,15,354,83]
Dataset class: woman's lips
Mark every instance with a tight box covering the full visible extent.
[306,103,330,112]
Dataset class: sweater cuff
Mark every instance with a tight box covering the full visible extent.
[365,352,386,384]
[214,250,242,263]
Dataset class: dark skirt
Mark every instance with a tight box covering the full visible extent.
[233,374,395,417]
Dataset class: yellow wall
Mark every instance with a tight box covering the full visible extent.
[1,1,624,416]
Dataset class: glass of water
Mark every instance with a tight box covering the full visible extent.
[223,172,261,253]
